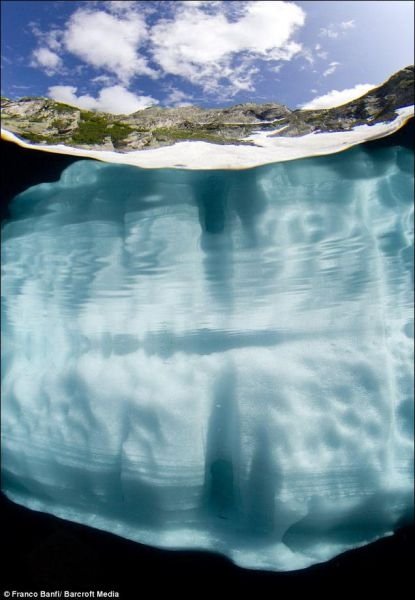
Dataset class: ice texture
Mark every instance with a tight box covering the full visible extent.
[1,142,414,571]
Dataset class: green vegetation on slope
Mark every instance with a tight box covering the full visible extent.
[53,101,78,114]
[152,127,241,144]
[70,111,133,145]
[108,122,135,142]
[70,112,110,144]
[52,118,70,129]
[21,131,60,144]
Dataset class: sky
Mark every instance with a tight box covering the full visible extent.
[1,0,414,114]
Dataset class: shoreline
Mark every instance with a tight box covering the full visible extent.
[1,105,413,170]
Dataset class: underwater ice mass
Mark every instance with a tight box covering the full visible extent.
[1,142,414,571]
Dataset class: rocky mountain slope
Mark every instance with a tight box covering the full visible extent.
[1,66,413,152]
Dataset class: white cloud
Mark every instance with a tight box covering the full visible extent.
[48,85,90,108]
[319,20,356,39]
[301,83,376,110]
[319,25,339,39]
[164,88,193,107]
[183,1,216,6]
[30,21,63,51]
[92,74,116,85]
[322,61,340,77]
[104,0,157,17]
[44,29,62,52]
[45,30,62,52]
[48,84,158,114]
[29,22,64,75]
[31,1,306,98]
[300,48,315,65]
[63,8,157,84]
[340,20,355,29]
[150,1,305,94]
[314,43,328,60]
[31,47,63,75]
[105,1,140,14]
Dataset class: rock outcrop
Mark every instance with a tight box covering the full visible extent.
[1,66,413,151]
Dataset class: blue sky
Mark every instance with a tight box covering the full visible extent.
[1,1,414,114]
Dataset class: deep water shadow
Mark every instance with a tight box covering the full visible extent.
[1,139,85,220]
[245,426,278,536]
[203,363,240,521]
[192,172,235,310]
[228,168,267,247]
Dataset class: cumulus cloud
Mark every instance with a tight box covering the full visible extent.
[322,61,340,77]
[63,8,157,83]
[31,2,306,98]
[48,84,158,114]
[150,1,305,93]
[31,47,63,75]
[301,83,376,110]
[45,30,63,52]
[30,22,63,50]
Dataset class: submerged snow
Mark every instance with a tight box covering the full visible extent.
[1,141,414,571]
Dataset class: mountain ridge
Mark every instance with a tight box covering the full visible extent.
[1,66,413,152]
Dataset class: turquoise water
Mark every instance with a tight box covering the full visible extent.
[1,142,414,571]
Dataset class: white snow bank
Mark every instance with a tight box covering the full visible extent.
[1,105,413,170]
